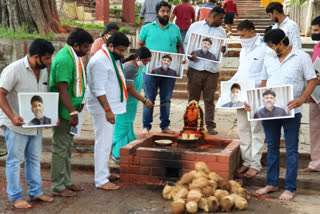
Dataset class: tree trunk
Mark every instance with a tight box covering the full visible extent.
[0,0,67,34]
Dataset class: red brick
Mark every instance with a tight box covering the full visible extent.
[207,162,229,172]
[128,156,140,165]
[139,166,152,176]
[217,155,230,164]
[152,167,166,177]
[136,148,155,158]
[215,171,229,180]
[128,166,140,174]
[120,148,131,156]
[140,158,162,167]
[120,165,128,174]
[119,156,129,164]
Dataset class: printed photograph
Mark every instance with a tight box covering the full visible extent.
[246,85,294,121]
[146,51,185,79]
[186,32,225,63]
[216,81,255,109]
[18,92,59,128]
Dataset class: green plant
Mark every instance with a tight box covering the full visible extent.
[290,0,309,7]
[119,26,132,34]
[110,5,122,17]
[61,21,104,30]
[0,26,54,40]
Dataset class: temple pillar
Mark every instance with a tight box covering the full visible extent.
[95,0,109,25]
[122,0,136,26]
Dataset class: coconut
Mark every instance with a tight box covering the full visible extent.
[231,194,248,210]
[201,186,214,197]
[208,172,223,182]
[194,162,210,174]
[162,185,173,200]
[187,189,202,203]
[173,186,189,200]
[229,180,249,199]
[220,195,235,211]
[170,200,185,214]
[217,179,231,192]
[186,201,198,213]
[207,196,220,212]
[190,177,209,189]
[214,189,229,201]
[198,197,209,212]
[177,172,194,185]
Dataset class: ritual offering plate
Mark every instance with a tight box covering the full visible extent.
[155,139,173,145]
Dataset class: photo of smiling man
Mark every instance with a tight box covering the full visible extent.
[28,95,52,125]
[151,54,177,77]
[190,37,217,61]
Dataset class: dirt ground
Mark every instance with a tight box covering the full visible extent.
[0,167,319,214]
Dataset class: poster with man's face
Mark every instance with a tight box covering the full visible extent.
[216,81,255,109]
[186,32,225,64]
[146,51,185,79]
[246,85,294,121]
[18,92,59,128]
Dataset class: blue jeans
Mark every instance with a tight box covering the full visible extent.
[2,127,43,201]
[262,113,302,192]
[143,73,176,130]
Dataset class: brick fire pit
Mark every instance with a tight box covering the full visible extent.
[119,133,240,185]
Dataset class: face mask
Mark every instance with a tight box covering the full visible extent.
[111,51,123,61]
[36,57,47,69]
[312,33,320,41]
[157,16,169,26]
[266,47,277,58]
[137,61,145,68]
[240,35,258,51]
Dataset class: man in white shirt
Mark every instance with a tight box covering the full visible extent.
[86,32,130,190]
[251,29,317,200]
[230,20,266,178]
[266,2,301,50]
[184,6,227,135]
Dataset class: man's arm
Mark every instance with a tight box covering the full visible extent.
[137,40,145,49]
[170,13,176,23]
[177,42,184,54]
[96,95,115,124]
[0,88,24,126]
[57,82,78,126]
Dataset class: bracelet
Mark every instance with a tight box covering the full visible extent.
[105,108,111,112]
[142,98,147,104]
[69,111,78,116]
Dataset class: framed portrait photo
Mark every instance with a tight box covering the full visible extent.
[186,32,225,64]
[216,81,255,109]
[246,85,294,121]
[146,51,185,79]
[18,92,59,128]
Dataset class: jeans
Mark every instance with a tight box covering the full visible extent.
[262,113,302,192]
[180,29,188,43]
[2,126,43,201]
[143,72,176,130]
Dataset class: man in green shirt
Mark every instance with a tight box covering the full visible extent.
[49,28,93,197]
[137,1,183,135]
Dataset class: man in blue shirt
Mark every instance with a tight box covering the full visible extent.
[137,1,183,135]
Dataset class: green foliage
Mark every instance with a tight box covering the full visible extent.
[290,0,309,7]
[119,26,132,34]
[61,21,104,30]
[110,5,122,17]
[0,26,54,40]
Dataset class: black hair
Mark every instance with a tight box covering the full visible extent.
[209,6,225,16]
[30,95,43,104]
[263,29,289,46]
[107,32,130,48]
[209,0,216,3]
[237,20,255,31]
[231,83,241,91]
[264,25,273,35]
[67,28,94,47]
[155,1,171,13]
[263,89,276,97]
[124,47,152,62]
[29,39,55,57]
[162,54,172,61]
[102,23,119,37]
[312,16,320,26]
[266,2,284,14]
[202,37,212,45]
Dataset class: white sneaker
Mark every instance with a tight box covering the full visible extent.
[142,128,149,135]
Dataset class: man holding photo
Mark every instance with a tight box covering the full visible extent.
[137,1,183,135]
[0,39,55,208]
[184,6,227,135]
[249,29,317,200]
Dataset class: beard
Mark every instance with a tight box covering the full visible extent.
[35,111,43,119]
[157,15,169,25]
[162,64,169,70]
[265,104,274,111]
[231,95,239,103]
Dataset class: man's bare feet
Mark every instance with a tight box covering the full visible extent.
[97,182,120,190]
[67,184,84,192]
[53,188,76,197]
[279,190,294,200]
[237,165,249,174]
[244,168,260,178]
[280,140,285,148]
[13,199,32,209]
[299,167,318,172]
[256,185,279,195]
[30,194,54,202]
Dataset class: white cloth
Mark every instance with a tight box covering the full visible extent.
[0,56,47,136]
[184,20,227,73]
[262,48,316,113]
[272,16,302,50]
[86,45,127,115]
[91,113,114,187]
[237,109,265,171]
[230,35,266,87]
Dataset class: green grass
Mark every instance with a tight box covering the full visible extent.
[0,26,54,40]
[61,21,105,30]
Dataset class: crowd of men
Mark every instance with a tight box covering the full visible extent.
[0,0,319,209]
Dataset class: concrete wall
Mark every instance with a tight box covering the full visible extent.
[284,0,320,36]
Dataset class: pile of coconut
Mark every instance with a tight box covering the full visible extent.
[162,162,249,213]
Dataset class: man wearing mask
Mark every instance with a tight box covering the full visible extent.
[139,0,162,25]
[266,2,301,50]
[300,16,320,172]
[138,1,183,135]
[86,32,130,190]
[184,7,227,135]
[0,39,55,208]
[90,23,119,55]
[229,20,266,178]
[50,28,93,197]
